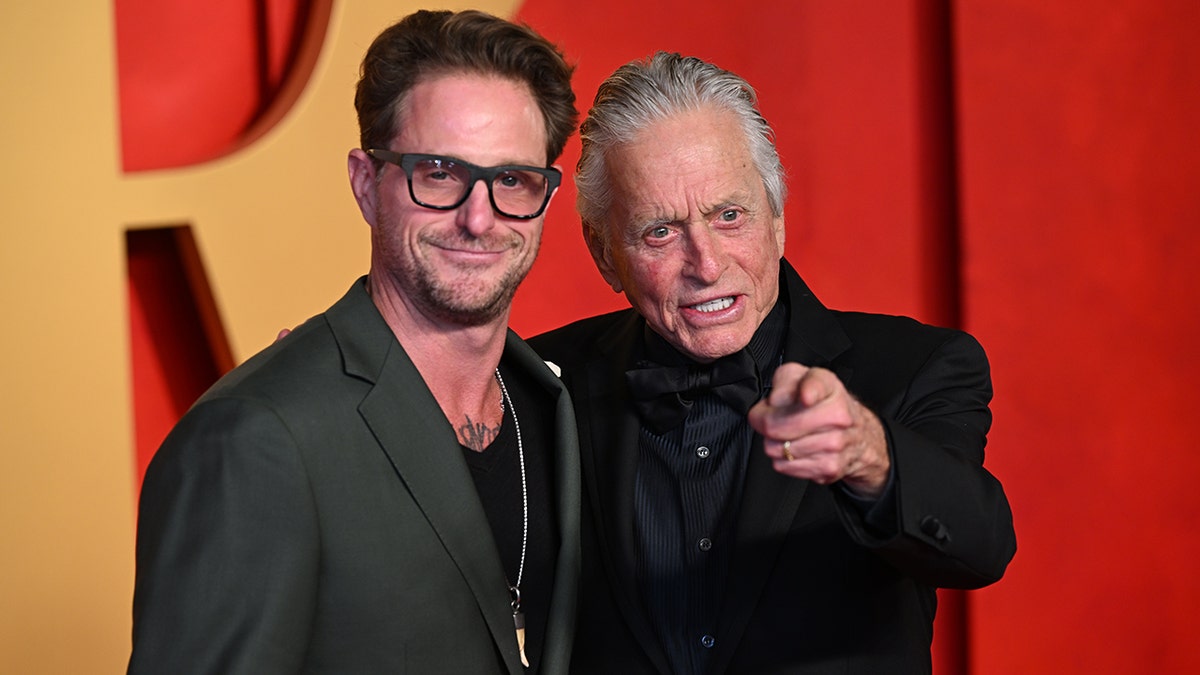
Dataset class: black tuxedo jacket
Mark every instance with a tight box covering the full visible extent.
[529,260,1014,674]
[130,278,581,674]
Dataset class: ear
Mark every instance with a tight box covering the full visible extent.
[582,220,623,293]
[772,214,786,253]
[348,149,380,227]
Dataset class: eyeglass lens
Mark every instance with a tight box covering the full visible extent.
[409,157,550,217]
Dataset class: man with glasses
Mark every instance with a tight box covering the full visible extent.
[129,10,580,674]
[365,151,562,221]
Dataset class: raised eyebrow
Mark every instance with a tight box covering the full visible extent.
[634,216,681,232]
[613,217,667,244]
[701,199,749,220]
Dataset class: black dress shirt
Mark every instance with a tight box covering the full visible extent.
[632,301,787,675]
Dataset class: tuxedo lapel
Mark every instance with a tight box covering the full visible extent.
[711,435,809,670]
[711,260,854,671]
[574,314,674,673]
[326,281,522,675]
[775,259,854,381]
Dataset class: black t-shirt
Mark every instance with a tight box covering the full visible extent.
[460,361,558,673]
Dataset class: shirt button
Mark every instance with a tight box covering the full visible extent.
[697,537,712,552]
[696,445,711,459]
[700,634,716,649]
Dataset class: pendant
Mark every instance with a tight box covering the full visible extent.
[513,609,529,667]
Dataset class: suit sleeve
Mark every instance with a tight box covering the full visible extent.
[834,331,1017,589]
[129,396,320,674]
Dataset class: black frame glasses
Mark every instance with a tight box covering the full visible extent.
[367,149,561,220]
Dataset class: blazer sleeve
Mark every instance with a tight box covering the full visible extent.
[129,395,320,674]
[834,330,1017,589]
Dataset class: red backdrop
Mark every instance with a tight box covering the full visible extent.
[954,2,1200,673]
[117,1,1200,672]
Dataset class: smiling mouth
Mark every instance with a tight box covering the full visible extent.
[440,246,504,255]
[688,296,735,313]
[427,238,514,259]
[425,231,517,253]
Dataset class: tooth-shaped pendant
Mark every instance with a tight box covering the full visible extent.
[514,609,529,667]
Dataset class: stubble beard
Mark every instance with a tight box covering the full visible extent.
[385,228,540,327]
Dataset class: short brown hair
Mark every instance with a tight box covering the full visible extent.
[355,10,577,165]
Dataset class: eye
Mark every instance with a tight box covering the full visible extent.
[496,172,522,188]
[632,221,678,247]
[719,208,740,222]
[413,158,463,184]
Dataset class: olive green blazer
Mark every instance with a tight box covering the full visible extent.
[130,278,580,674]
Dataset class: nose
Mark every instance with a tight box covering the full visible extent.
[684,225,729,284]
[456,179,497,237]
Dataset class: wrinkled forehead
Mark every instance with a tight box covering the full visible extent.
[605,114,767,225]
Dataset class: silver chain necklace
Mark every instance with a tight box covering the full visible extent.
[495,368,529,667]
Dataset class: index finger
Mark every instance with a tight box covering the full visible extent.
[766,362,811,407]
[796,367,838,408]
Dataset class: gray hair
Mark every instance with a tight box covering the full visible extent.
[575,52,787,246]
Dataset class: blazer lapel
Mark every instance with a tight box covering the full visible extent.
[327,280,523,675]
[502,332,582,674]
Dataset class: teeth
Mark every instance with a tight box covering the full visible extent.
[691,297,734,313]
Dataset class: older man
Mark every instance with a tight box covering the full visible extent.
[531,52,1015,674]
[130,11,579,674]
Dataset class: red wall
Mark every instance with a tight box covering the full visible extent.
[512,3,975,670]
[955,2,1200,672]
[115,0,319,171]
[512,0,966,335]
[118,1,1200,672]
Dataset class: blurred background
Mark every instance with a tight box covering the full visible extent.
[2,0,1197,672]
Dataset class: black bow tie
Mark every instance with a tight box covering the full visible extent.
[625,349,761,433]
